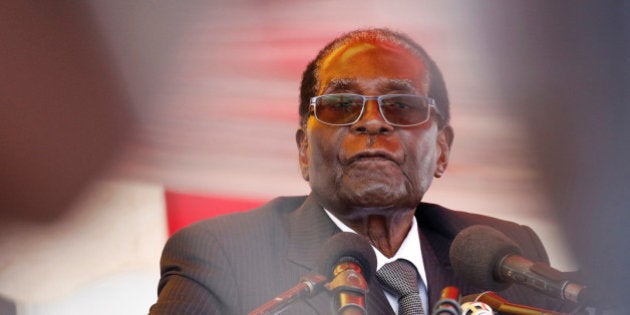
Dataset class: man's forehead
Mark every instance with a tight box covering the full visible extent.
[320,42,379,71]
[317,39,429,95]
[322,39,414,66]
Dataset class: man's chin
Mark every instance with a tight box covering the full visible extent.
[338,185,411,209]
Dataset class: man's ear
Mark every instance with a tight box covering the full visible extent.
[295,128,309,181]
[434,125,454,178]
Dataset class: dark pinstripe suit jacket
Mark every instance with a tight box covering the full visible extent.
[150,195,571,314]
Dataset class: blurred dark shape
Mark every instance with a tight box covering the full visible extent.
[0,294,16,315]
[475,0,628,308]
[0,1,132,221]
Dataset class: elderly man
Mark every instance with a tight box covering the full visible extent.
[150,28,571,315]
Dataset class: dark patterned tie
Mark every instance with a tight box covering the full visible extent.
[376,259,425,315]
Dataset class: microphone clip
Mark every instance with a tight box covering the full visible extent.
[325,262,368,315]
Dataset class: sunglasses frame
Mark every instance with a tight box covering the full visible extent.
[309,93,439,127]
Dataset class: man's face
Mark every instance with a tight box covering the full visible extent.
[297,40,452,217]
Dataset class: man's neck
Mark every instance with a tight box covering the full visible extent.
[331,209,416,258]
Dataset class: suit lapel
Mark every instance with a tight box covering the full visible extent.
[416,203,482,309]
[285,194,339,269]
[365,279,395,314]
[284,195,394,314]
[418,225,455,308]
[285,195,339,314]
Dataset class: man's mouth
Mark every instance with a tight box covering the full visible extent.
[346,150,399,165]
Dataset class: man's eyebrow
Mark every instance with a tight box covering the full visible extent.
[322,78,420,94]
[378,79,417,93]
[323,78,359,92]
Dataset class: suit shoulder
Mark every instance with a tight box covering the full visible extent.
[418,202,524,230]
[417,202,548,262]
[168,195,306,241]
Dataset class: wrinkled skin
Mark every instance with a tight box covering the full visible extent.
[296,40,453,256]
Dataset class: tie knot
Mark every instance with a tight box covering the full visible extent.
[376,259,420,296]
[376,259,425,315]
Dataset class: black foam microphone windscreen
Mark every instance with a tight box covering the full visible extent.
[449,225,522,291]
[316,232,377,282]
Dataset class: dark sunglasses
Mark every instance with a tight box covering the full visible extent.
[309,93,439,127]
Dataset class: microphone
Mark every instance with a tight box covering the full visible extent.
[432,286,462,315]
[449,225,591,304]
[317,232,377,315]
[249,232,376,315]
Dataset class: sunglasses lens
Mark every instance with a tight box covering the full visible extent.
[315,94,364,125]
[379,95,429,126]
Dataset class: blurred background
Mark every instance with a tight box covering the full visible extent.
[1,1,626,314]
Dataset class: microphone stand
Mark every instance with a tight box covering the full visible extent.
[248,274,327,315]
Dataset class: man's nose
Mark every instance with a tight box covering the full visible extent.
[350,100,394,134]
